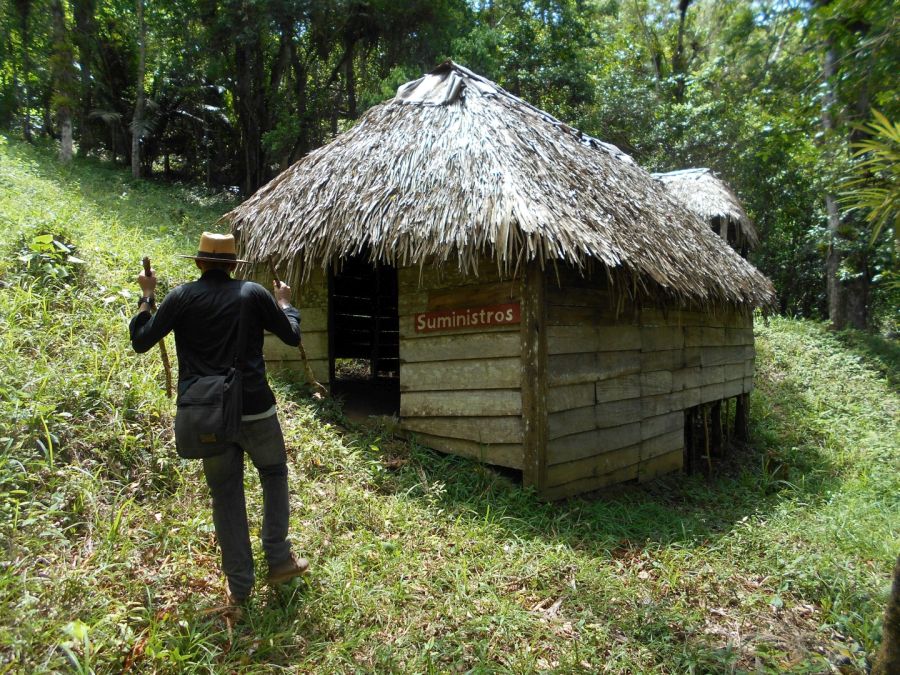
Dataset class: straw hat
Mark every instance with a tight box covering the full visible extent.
[179,232,250,263]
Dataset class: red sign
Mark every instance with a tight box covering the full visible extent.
[414,303,521,333]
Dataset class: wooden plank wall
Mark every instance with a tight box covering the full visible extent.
[397,263,525,469]
[258,266,331,385]
[542,270,754,500]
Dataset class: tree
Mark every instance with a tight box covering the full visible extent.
[72,0,98,155]
[13,0,33,141]
[841,110,899,254]
[50,0,78,162]
[131,0,145,177]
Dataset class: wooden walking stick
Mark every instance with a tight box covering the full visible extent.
[267,257,328,399]
[142,257,173,398]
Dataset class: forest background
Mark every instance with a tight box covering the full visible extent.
[1,0,897,332]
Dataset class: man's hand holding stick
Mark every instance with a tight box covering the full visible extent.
[139,257,173,398]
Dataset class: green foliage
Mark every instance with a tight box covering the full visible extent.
[841,110,900,252]
[1,135,898,673]
[11,230,85,287]
[2,0,898,322]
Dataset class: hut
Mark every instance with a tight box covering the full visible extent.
[226,61,776,499]
[652,168,759,257]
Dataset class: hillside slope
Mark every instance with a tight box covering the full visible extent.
[1,136,897,673]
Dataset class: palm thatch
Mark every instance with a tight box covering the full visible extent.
[226,61,774,309]
[652,168,760,252]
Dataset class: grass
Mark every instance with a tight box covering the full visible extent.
[1,134,898,673]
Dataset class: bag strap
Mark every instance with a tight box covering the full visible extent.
[232,281,249,368]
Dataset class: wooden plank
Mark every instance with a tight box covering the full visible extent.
[641,349,683,372]
[637,449,682,483]
[672,367,701,391]
[723,362,745,382]
[401,332,520,363]
[699,382,724,403]
[725,311,752,328]
[641,412,683,441]
[641,326,684,352]
[546,303,629,326]
[683,347,702,367]
[641,429,683,461]
[548,406,596,440]
[400,357,520,392]
[397,290,428,315]
[546,443,641,486]
[682,386,701,408]
[521,260,548,490]
[642,391,684,417]
[677,311,727,328]
[407,431,523,469]
[291,307,326,332]
[548,383,595,412]
[548,423,641,465]
[743,375,754,392]
[397,260,503,292]
[595,374,641,403]
[401,390,522,417]
[547,351,640,386]
[700,346,747,367]
[540,461,639,500]
[401,416,523,444]
[723,378,744,398]
[545,284,614,308]
[595,399,643,428]
[684,326,725,347]
[701,365,725,386]
[725,328,754,346]
[546,325,640,354]
[264,332,328,361]
[426,281,518,311]
[744,359,755,377]
[641,370,673,396]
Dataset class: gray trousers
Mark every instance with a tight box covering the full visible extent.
[202,414,293,598]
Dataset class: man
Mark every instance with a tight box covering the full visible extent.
[130,232,308,608]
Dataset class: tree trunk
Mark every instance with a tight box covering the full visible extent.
[73,0,97,156]
[14,0,32,142]
[131,0,146,179]
[50,0,74,163]
[672,0,694,103]
[345,43,357,120]
[821,32,849,329]
[821,19,871,330]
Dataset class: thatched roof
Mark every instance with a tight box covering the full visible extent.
[652,168,759,251]
[226,61,774,309]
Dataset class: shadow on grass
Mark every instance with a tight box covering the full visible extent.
[286,371,847,671]
[834,328,900,391]
[307,369,840,555]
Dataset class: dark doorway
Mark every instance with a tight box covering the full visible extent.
[328,253,400,419]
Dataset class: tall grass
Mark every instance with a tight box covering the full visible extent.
[1,135,897,673]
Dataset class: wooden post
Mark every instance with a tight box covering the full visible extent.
[702,405,712,475]
[724,397,731,447]
[521,259,548,494]
[711,400,723,457]
[735,393,750,441]
[684,409,695,474]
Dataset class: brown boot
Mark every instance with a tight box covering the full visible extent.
[266,554,309,585]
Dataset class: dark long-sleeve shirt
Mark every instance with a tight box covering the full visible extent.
[130,270,300,415]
